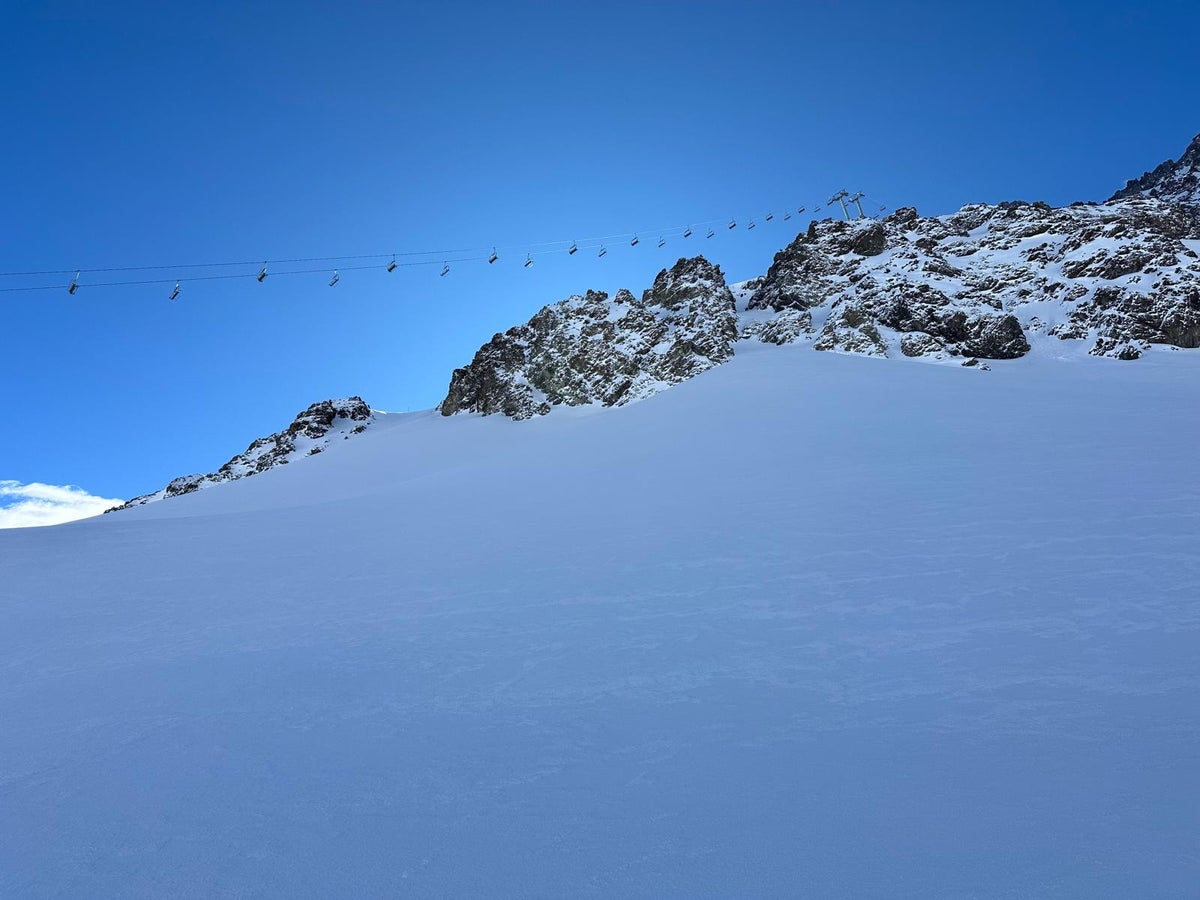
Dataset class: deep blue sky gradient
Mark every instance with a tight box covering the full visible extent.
[3,0,1198,499]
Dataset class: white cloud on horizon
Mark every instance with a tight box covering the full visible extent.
[0,480,125,529]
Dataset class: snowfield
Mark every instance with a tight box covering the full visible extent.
[2,341,1198,897]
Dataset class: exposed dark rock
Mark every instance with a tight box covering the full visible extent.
[849,222,887,256]
[741,309,813,344]
[109,397,374,510]
[900,332,945,357]
[439,256,737,419]
[1109,133,1200,210]
[746,235,834,312]
[960,314,1030,359]
[813,304,888,357]
[886,207,920,226]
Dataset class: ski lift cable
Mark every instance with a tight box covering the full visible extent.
[0,258,485,292]
[0,251,491,279]
[0,202,832,279]
[0,193,868,288]
[521,217,731,250]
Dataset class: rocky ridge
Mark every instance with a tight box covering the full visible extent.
[112,134,1200,507]
[1109,133,1200,215]
[109,398,373,511]
[741,196,1199,362]
[439,256,738,419]
[439,136,1200,419]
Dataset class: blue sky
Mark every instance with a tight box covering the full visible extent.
[2,0,1198,505]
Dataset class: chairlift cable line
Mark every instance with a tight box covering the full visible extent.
[0,192,880,290]
[0,258,486,292]
[0,205,837,278]
[0,250,489,278]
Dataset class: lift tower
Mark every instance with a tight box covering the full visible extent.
[828,190,850,220]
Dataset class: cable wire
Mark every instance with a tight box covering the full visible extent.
[1,192,885,293]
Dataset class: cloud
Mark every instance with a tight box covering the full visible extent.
[0,480,125,529]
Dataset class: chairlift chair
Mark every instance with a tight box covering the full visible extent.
[329,270,340,287]
[524,254,533,268]
[598,245,607,258]
[657,236,666,248]
[765,212,774,221]
[568,241,578,256]
[747,219,756,230]
[68,271,80,294]
[169,281,180,301]
[488,248,498,264]
[387,256,397,272]
[706,228,715,238]
[683,226,693,238]
[440,263,450,277]
[630,235,639,247]
[728,219,737,229]
[257,267,268,283]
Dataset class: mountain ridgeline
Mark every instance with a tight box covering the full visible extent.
[110,398,373,511]
[113,134,1200,507]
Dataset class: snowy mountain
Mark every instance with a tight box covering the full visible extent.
[1109,132,1200,211]
[5,138,1200,896]
[103,138,1200,509]
[438,139,1199,422]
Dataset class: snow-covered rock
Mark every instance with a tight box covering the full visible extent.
[110,397,374,510]
[431,139,1200,421]
[438,256,738,419]
[1109,132,1200,216]
[750,199,1196,362]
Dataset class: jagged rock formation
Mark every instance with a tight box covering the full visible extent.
[743,198,1198,362]
[1109,133,1200,217]
[112,139,1200,507]
[439,190,1198,424]
[109,398,373,510]
[439,256,738,419]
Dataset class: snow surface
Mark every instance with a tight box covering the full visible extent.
[2,344,1198,897]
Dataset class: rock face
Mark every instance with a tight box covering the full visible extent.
[109,398,374,510]
[438,177,1200,421]
[745,199,1196,362]
[1109,133,1200,218]
[439,256,738,419]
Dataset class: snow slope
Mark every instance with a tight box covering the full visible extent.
[2,343,1198,897]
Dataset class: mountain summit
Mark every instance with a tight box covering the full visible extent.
[1109,132,1200,211]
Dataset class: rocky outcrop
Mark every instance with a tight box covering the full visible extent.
[812,304,888,356]
[438,181,1200,423]
[746,231,837,314]
[109,398,373,510]
[439,256,737,419]
[739,198,1197,362]
[1109,133,1200,218]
